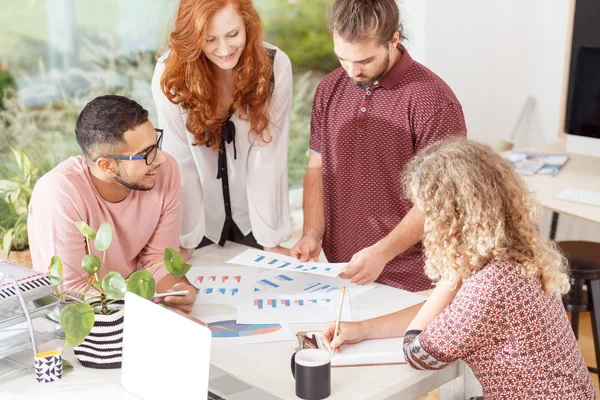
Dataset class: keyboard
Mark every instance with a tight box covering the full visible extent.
[208,391,226,400]
[555,188,600,207]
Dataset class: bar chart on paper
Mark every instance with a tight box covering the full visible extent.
[236,292,352,324]
[253,298,332,309]
[227,250,346,277]
[251,270,376,300]
[186,266,257,305]
[255,273,295,292]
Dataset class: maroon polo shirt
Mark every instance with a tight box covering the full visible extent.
[310,46,467,292]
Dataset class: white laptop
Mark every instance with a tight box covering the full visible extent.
[122,292,211,399]
[121,292,279,400]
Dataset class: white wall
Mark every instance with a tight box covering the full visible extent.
[398,0,427,63]
[400,0,600,241]
[400,0,574,146]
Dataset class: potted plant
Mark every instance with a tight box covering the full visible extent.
[0,148,38,265]
[49,220,191,369]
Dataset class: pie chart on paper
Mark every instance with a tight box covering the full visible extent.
[208,320,282,338]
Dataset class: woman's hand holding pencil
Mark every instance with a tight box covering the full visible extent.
[321,287,368,353]
[320,320,368,353]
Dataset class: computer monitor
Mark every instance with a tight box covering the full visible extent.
[563,0,600,157]
[565,46,600,156]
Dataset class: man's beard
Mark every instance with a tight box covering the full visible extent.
[114,172,153,192]
[351,51,390,88]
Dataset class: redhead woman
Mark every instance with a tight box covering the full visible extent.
[152,0,292,260]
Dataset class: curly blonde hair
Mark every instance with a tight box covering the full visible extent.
[403,138,570,295]
[160,0,273,151]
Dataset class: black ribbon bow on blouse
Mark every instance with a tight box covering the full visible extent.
[216,119,237,179]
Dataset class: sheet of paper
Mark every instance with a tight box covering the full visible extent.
[228,249,346,277]
[236,290,352,324]
[252,270,375,299]
[186,266,257,305]
[201,313,296,346]
[311,331,405,366]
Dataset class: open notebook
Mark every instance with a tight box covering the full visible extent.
[301,331,405,367]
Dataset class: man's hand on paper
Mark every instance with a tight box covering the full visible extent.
[321,321,367,353]
[154,282,197,313]
[290,231,322,262]
[339,244,390,285]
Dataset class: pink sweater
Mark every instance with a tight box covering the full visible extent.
[28,154,181,292]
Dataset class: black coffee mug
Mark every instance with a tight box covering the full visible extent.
[290,349,331,400]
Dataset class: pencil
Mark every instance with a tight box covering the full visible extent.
[331,286,346,356]
[153,290,189,299]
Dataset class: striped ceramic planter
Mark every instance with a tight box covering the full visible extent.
[73,301,124,369]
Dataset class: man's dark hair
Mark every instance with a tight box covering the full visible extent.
[75,95,149,158]
[327,0,405,46]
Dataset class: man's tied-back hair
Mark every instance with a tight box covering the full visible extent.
[75,95,149,158]
[327,0,405,45]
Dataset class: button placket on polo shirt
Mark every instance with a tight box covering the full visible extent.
[358,83,377,131]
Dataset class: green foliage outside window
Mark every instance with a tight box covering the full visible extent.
[259,0,338,73]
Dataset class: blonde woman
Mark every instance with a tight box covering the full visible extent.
[321,139,597,399]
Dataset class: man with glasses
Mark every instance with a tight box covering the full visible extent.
[28,95,197,313]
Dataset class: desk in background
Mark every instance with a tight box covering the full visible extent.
[513,141,600,236]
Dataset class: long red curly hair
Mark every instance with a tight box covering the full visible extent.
[161,0,273,150]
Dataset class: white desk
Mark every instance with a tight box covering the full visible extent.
[0,242,472,400]
[517,141,600,225]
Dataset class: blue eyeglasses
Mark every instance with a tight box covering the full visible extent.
[92,129,164,165]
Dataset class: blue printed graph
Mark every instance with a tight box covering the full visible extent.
[252,255,334,274]
[253,298,331,309]
[202,288,239,295]
[208,320,282,337]
[304,282,341,293]
[254,274,294,293]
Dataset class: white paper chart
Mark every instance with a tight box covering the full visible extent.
[252,270,375,299]
[227,249,346,277]
[201,313,295,346]
[186,266,257,305]
[236,291,352,324]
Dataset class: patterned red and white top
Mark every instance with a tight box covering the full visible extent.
[310,45,467,292]
[403,260,598,399]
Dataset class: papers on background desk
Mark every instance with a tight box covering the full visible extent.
[507,151,569,176]
[187,266,257,305]
[228,249,346,277]
[202,313,295,346]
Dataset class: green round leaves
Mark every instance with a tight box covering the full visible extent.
[60,303,95,347]
[75,221,96,240]
[94,222,112,252]
[49,255,63,285]
[81,254,101,274]
[163,247,192,278]
[126,270,156,300]
[102,271,127,300]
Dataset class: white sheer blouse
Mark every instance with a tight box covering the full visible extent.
[151,44,292,249]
